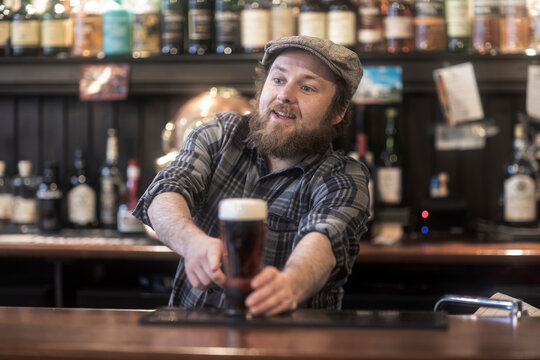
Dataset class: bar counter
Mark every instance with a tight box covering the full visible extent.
[0,306,539,360]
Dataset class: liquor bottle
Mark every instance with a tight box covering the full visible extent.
[502,123,538,227]
[241,0,271,52]
[355,107,374,223]
[356,0,384,52]
[72,0,103,57]
[298,0,327,39]
[10,0,40,56]
[0,0,12,56]
[500,0,529,53]
[102,0,132,56]
[414,0,447,51]
[67,149,97,228]
[188,0,213,54]
[383,0,414,53]
[445,0,472,51]
[327,0,356,48]
[130,0,161,57]
[472,0,500,54]
[375,107,403,207]
[161,0,186,55]
[99,129,123,229]
[41,0,72,56]
[117,159,144,234]
[215,0,241,53]
[271,0,295,40]
[0,161,13,229]
[37,163,63,233]
[12,160,38,233]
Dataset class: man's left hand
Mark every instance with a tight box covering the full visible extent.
[245,266,298,316]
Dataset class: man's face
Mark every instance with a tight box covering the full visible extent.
[249,50,342,159]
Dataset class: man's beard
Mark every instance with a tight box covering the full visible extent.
[248,104,337,159]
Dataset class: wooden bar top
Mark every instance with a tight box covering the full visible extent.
[0,306,539,360]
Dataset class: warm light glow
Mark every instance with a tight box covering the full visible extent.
[525,48,537,56]
[505,249,525,256]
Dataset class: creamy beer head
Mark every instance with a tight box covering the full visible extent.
[219,198,267,221]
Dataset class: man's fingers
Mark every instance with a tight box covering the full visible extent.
[207,245,221,272]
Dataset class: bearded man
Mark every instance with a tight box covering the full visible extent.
[133,36,370,316]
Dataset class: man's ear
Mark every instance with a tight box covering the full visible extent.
[331,101,349,125]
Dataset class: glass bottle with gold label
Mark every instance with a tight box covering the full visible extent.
[298,0,327,38]
[72,0,103,57]
[500,0,529,53]
[384,0,414,53]
[41,0,73,56]
[414,0,446,51]
[241,0,270,52]
[130,0,161,57]
[327,0,356,48]
[11,0,41,56]
[472,0,500,54]
[356,0,384,52]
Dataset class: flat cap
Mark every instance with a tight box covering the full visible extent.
[262,36,363,99]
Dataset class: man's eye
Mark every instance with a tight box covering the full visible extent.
[301,86,314,92]
[273,78,283,84]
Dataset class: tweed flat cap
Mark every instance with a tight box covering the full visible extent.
[262,36,363,99]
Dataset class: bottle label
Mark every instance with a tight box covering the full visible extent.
[11,20,40,46]
[271,7,295,40]
[0,22,9,46]
[215,11,240,43]
[446,0,471,37]
[100,178,118,225]
[103,10,131,54]
[37,188,62,200]
[0,194,13,219]
[189,9,212,40]
[359,28,384,43]
[68,184,96,225]
[384,16,413,39]
[376,167,402,204]
[162,10,185,43]
[298,12,326,39]
[328,11,356,46]
[241,9,270,48]
[415,0,444,17]
[504,174,536,222]
[41,19,73,47]
[133,13,161,54]
[474,0,500,16]
[72,14,103,56]
[117,205,144,233]
[12,197,38,224]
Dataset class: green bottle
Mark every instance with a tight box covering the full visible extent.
[103,0,132,56]
[11,0,41,56]
[41,0,72,56]
[161,0,186,55]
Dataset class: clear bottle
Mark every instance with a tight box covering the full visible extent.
[502,123,538,227]
[445,0,472,51]
[161,0,186,55]
[72,0,103,57]
[298,0,327,39]
[376,107,403,207]
[271,0,295,40]
[414,0,447,51]
[0,161,13,229]
[102,0,132,56]
[356,0,384,52]
[37,163,63,233]
[472,0,500,54]
[241,0,271,53]
[117,159,145,234]
[327,0,356,48]
[11,0,41,56]
[41,0,73,56]
[67,149,97,229]
[99,129,123,229]
[384,0,414,53]
[0,0,12,56]
[500,0,529,53]
[130,0,161,57]
[215,0,241,53]
[188,0,213,54]
[12,160,38,233]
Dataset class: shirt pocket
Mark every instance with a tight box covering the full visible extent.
[264,213,299,270]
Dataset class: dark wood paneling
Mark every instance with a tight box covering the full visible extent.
[0,97,15,174]
[16,97,41,174]
[42,97,67,180]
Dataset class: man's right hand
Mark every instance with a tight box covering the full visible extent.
[183,235,226,290]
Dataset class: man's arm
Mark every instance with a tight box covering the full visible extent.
[148,192,226,290]
[245,231,336,316]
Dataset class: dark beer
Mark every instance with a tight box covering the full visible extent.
[219,198,267,315]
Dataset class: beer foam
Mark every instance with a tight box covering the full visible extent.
[219,198,267,221]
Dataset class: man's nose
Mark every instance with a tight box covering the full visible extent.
[277,84,296,104]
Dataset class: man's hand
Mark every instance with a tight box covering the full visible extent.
[183,235,227,291]
[245,266,298,316]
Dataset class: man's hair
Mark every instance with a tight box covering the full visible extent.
[254,60,352,140]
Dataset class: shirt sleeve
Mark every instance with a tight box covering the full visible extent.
[295,158,370,281]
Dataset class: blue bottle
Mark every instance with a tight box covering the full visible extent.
[102,0,132,56]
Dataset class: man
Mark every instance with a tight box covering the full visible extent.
[133,36,369,316]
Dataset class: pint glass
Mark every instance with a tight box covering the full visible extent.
[219,198,267,314]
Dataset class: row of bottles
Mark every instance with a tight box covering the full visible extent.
[0,129,145,234]
[2,0,540,57]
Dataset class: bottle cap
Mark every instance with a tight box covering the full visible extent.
[18,160,32,177]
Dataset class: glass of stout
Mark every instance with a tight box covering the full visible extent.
[219,198,267,316]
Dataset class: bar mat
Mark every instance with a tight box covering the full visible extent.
[139,307,448,329]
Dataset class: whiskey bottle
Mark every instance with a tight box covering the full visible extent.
[67,149,97,229]
[445,0,472,51]
[241,0,271,53]
[41,0,72,56]
[188,0,213,54]
[72,0,103,57]
[298,0,327,39]
[500,0,529,53]
[117,159,144,234]
[12,160,38,233]
[384,0,414,53]
[414,0,447,51]
[99,129,123,229]
[472,0,500,54]
[161,0,186,55]
[0,161,13,229]
[37,163,63,233]
[130,0,161,57]
[271,0,295,40]
[102,0,132,56]
[356,0,384,52]
[327,0,356,48]
[0,0,12,56]
[11,0,40,56]
[215,0,241,53]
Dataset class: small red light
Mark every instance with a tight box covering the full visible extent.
[421,210,429,219]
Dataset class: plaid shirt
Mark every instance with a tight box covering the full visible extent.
[133,112,369,309]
